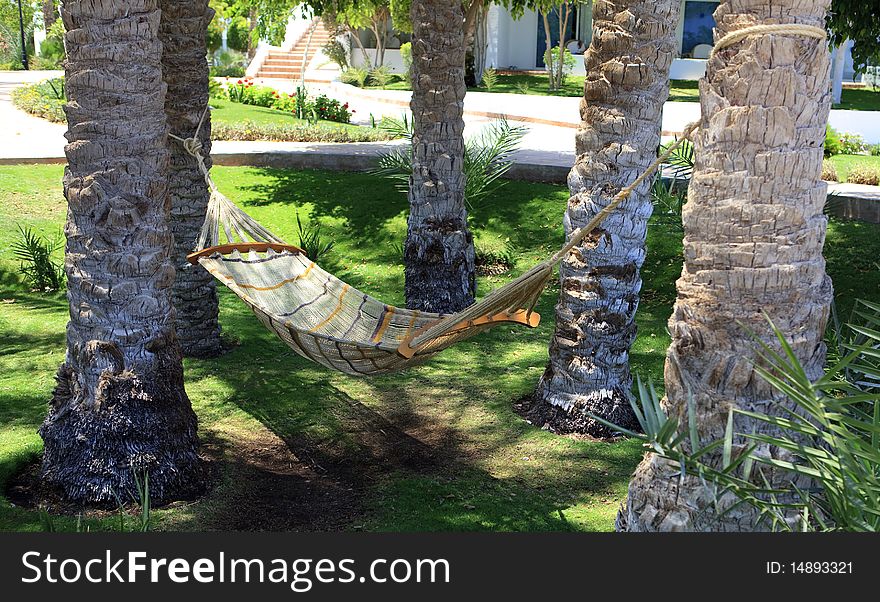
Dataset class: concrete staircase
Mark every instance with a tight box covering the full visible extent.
[254,19,332,80]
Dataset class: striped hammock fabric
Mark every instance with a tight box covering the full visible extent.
[191,241,546,376]
[174,117,693,376]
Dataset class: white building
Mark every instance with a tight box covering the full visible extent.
[483,1,860,81]
[341,1,861,83]
[264,2,863,87]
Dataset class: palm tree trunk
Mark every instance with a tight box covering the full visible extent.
[405,0,474,313]
[160,0,223,358]
[42,0,57,30]
[40,0,203,504]
[532,0,681,436]
[620,0,833,531]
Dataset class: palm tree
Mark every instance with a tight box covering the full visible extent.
[40,0,203,504]
[404,0,475,313]
[531,0,681,436]
[621,0,834,531]
[160,0,223,358]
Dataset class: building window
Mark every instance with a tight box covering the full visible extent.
[682,1,718,57]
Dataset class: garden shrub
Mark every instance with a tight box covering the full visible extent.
[11,78,66,123]
[226,80,353,124]
[322,39,348,71]
[482,67,498,90]
[870,144,880,157]
[211,121,392,143]
[846,165,880,186]
[12,225,65,292]
[369,65,392,89]
[822,159,839,182]
[824,125,842,157]
[840,132,869,155]
[400,42,412,77]
[312,94,351,122]
[208,78,224,99]
[340,67,370,88]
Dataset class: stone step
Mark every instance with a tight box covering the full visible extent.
[255,71,301,78]
[264,59,304,66]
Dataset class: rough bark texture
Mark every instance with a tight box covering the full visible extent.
[160,0,222,358]
[404,0,475,314]
[43,0,57,30]
[620,0,834,531]
[40,0,203,505]
[533,0,681,436]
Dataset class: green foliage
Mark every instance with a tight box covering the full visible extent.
[12,225,65,292]
[322,38,349,70]
[12,79,67,121]
[650,179,685,228]
[295,213,334,262]
[481,67,499,91]
[341,66,370,88]
[827,1,880,72]
[369,65,393,89]
[40,468,153,532]
[373,115,527,210]
[846,165,880,186]
[211,120,391,142]
[208,77,224,100]
[210,49,247,77]
[662,137,695,181]
[542,46,576,91]
[0,4,35,69]
[226,80,352,123]
[871,144,880,157]
[474,233,516,275]
[207,2,250,54]
[840,132,869,155]
[594,308,880,532]
[825,125,843,158]
[399,41,412,77]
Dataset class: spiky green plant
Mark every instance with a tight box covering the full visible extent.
[481,67,499,91]
[12,225,65,291]
[594,305,880,532]
[372,115,527,210]
[296,213,334,262]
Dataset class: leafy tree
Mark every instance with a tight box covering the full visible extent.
[827,0,880,71]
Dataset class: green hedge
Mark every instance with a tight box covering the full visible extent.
[212,121,393,143]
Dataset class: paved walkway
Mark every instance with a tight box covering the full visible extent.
[0,70,66,160]
[1,70,879,214]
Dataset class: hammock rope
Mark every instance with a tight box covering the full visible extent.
[170,22,826,376]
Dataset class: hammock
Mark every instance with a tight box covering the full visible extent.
[172,120,696,376]
[169,22,825,377]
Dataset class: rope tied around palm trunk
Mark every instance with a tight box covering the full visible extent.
[711,24,827,57]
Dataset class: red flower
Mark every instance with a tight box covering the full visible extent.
[236,79,243,84]
[343,102,349,108]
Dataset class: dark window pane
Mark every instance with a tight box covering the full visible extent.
[682,1,718,56]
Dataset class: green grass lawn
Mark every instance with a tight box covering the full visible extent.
[828,154,880,181]
[371,75,880,109]
[1,165,878,532]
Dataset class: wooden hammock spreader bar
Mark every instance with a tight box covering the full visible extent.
[396,309,542,359]
[187,242,307,265]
